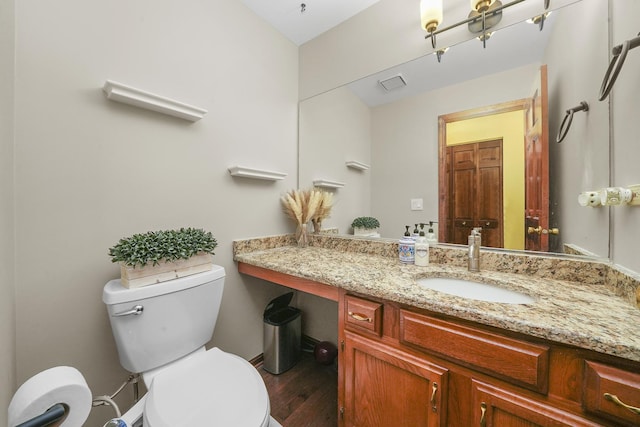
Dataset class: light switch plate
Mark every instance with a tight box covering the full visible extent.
[411,198,423,211]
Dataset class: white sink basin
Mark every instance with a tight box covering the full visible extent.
[417,277,535,304]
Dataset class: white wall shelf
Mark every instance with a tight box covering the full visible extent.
[313,179,345,189]
[102,80,207,122]
[346,161,370,171]
[228,166,287,181]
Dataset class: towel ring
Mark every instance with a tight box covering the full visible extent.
[556,101,589,143]
[599,32,640,101]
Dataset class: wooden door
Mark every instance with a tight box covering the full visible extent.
[448,140,504,248]
[472,380,602,427]
[343,331,448,427]
[524,65,550,251]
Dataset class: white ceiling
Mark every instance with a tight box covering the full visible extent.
[348,13,555,106]
[241,0,382,46]
[243,0,577,104]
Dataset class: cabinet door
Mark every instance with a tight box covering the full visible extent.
[471,380,602,427]
[343,331,448,427]
[584,360,640,426]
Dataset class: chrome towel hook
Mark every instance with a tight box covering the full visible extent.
[599,32,640,101]
[556,101,589,143]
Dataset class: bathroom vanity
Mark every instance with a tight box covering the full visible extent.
[234,235,640,427]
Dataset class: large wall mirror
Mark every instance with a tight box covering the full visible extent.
[299,0,611,260]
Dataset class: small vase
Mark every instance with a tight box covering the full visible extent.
[312,219,322,234]
[296,223,309,248]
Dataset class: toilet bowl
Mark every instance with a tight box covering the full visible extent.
[143,348,270,427]
[103,267,280,427]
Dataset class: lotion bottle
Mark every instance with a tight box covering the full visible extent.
[414,224,429,266]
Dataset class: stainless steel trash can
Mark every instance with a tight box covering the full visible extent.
[263,292,301,374]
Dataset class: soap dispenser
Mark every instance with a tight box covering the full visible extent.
[414,223,429,266]
[399,226,415,264]
[468,227,481,272]
[426,221,437,245]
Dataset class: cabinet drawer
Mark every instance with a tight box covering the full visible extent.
[345,295,382,336]
[584,360,640,426]
[400,310,549,393]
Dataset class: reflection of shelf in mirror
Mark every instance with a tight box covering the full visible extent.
[313,179,345,189]
[346,161,370,171]
[228,166,287,181]
[103,80,207,122]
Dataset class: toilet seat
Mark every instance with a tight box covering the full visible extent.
[144,348,271,427]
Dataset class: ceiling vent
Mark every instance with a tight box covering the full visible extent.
[378,74,407,91]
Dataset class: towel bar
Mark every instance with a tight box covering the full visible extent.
[556,101,589,143]
[599,32,640,101]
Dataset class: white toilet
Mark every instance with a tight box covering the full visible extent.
[102,265,279,427]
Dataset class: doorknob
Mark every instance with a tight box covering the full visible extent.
[527,226,560,235]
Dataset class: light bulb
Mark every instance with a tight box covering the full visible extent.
[470,0,494,12]
[421,0,443,33]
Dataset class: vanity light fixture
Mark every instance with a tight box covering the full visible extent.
[471,0,494,13]
[476,31,495,43]
[424,0,551,52]
[434,47,449,63]
[420,0,444,48]
[527,11,551,30]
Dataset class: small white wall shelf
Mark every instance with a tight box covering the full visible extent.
[313,179,345,189]
[346,161,370,171]
[103,80,207,122]
[228,166,287,181]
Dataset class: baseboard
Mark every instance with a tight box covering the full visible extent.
[250,334,319,367]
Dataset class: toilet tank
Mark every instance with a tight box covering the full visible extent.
[102,266,225,373]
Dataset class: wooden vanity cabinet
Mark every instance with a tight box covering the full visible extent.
[471,380,603,427]
[338,292,640,427]
[583,360,640,426]
[343,331,448,426]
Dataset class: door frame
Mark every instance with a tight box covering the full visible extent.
[438,99,528,245]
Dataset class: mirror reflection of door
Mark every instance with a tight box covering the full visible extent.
[438,65,549,251]
[525,65,550,252]
[447,140,504,248]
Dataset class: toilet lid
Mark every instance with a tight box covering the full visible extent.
[144,348,270,427]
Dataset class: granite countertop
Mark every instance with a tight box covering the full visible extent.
[234,238,640,363]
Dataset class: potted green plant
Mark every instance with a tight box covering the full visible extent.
[351,216,380,236]
[109,227,217,288]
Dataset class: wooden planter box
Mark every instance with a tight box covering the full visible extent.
[354,227,380,237]
[120,253,214,288]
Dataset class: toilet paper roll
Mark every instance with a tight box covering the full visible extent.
[8,366,92,427]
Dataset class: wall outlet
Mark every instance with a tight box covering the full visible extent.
[410,198,424,211]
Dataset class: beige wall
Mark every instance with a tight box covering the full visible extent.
[12,0,298,424]
[1,0,16,423]
[544,0,609,256]
[610,0,640,273]
[299,86,372,233]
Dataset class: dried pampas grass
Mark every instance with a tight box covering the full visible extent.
[311,190,333,233]
[281,188,334,242]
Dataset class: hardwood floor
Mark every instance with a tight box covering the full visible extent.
[258,351,338,427]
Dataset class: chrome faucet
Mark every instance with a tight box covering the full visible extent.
[468,227,482,272]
